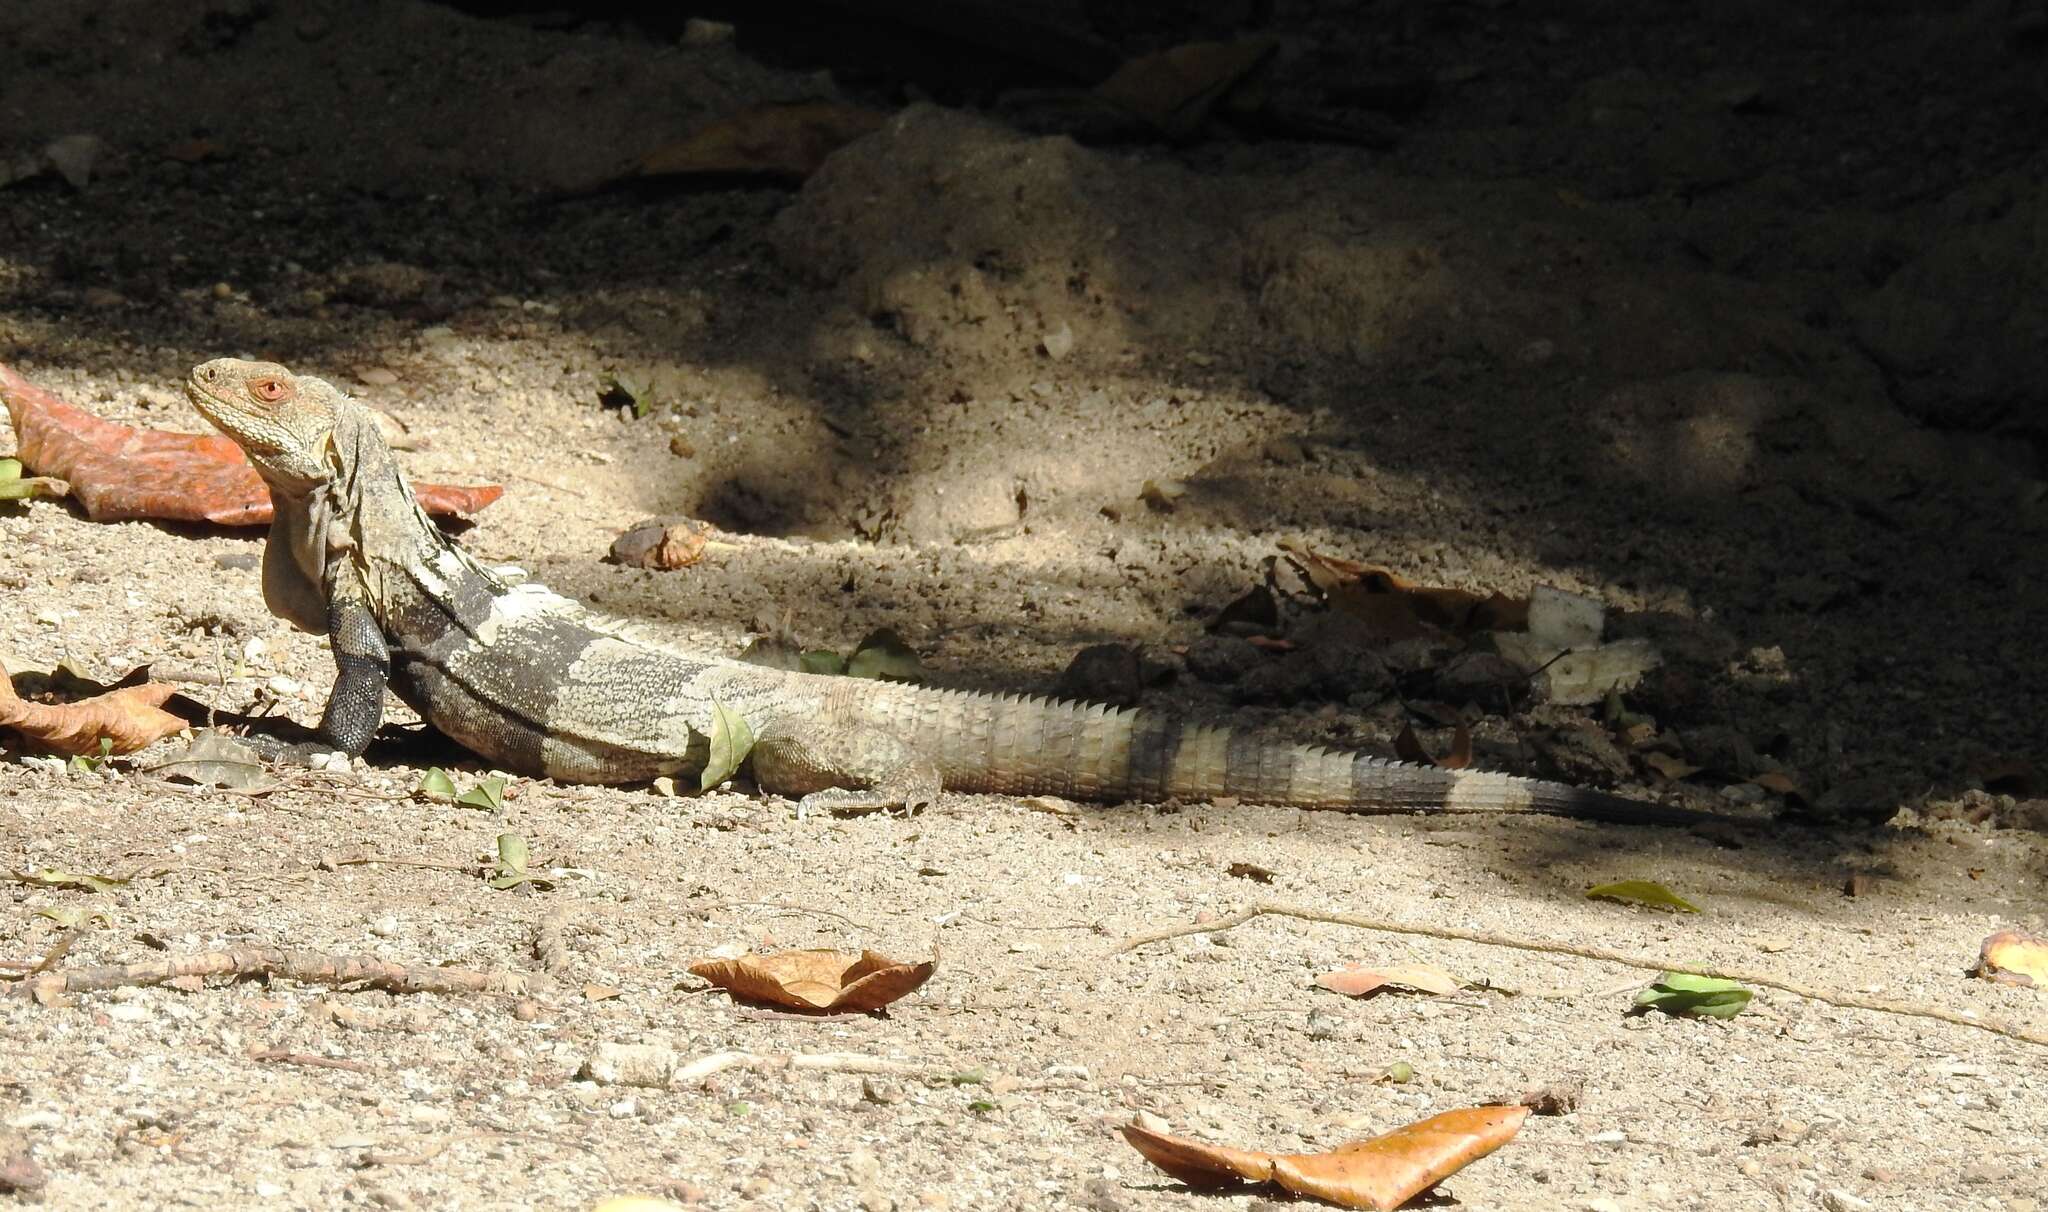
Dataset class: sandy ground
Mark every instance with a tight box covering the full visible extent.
[1,2,2044,1209]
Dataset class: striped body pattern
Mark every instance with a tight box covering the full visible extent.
[187,358,1705,825]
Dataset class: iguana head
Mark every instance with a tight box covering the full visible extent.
[187,358,345,490]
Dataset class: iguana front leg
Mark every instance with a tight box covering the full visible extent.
[241,595,390,766]
[313,595,390,756]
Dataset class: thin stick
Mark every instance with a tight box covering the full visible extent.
[674,1050,934,1084]
[1112,901,2048,1048]
[9,945,526,1003]
[249,1048,374,1073]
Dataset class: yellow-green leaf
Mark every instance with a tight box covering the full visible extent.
[1633,972,1752,1019]
[11,868,125,894]
[1586,879,1700,913]
[488,831,533,889]
[0,457,68,502]
[800,649,848,676]
[417,767,457,800]
[700,699,755,791]
[455,774,508,812]
[36,906,113,929]
[846,629,924,682]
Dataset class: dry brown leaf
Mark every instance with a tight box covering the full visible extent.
[1094,37,1279,140]
[1974,929,2048,988]
[1279,541,1528,641]
[688,948,934,1012]
[1641,751,1702,780]
[0,362,502,525]
[1314,962,1462,999]
[631,103,888,184]
[1120,1104,1529,1210]
[1394,722,1472,770]
[1747,770,1810,806]
[609,518,715,570]
[0,659,185,756]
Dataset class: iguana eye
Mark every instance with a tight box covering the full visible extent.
[249,377,294,404]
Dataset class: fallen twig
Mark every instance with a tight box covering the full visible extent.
[9,945,526,1004]
[675,1049,934,1084]
[1112,901,2048,1048]
[249,1048,374,1073]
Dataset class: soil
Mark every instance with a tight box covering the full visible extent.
[1,2,2045,1209]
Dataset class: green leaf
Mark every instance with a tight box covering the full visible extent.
[800,649,849,676]
[599,370,657,418]
[1586,879,1700,913]
[487,831,532,889]
[967,1098,999,1114]
[417,767,457,800]
[1375,1060,1416,1084]
[455,774,508,812]
[845,628,924,682]
[946,1067,989,1086]
[1633,972,1753,1019]
[700,699,755,791]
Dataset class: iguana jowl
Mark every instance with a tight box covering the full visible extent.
[187,358,1710,825]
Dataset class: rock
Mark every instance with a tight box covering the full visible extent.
[1058,644,1141,707]
[1183,635,1262,684]
[43,134,105,189]
[581,1043,679,1088]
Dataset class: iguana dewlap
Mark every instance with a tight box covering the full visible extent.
[186,357,1711,825]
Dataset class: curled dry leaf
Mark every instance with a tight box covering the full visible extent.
[1278,540,1527,641]
[0,659,185,756]
[1974,928,2048,988]
[0,362,501,524]
[1094,36,1279,140]
[1314,963,1462,999]
[1393,722,1472,770]
[1585,879,1701,913]
[1120,1104,1529,1211]
[1640,751,1702,781]
[688,949,935,1013]
[627,102,889,184]
[609,518,716,570]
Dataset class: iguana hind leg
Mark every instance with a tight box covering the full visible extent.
[750,722,941,818]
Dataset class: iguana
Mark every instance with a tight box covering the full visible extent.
[186,357,1716,826]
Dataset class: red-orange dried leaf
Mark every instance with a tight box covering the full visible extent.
[687,949,934,1012]
[1120,1104,1529,1211]
[1314,963,1462,999]
[0,659,184,756]
[1974,929,2048,988]
[0,363,501,525]
[1279,541,1528,640]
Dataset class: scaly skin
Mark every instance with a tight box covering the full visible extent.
[186,357,1717,825]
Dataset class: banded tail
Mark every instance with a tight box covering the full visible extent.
[853,683,1713,826]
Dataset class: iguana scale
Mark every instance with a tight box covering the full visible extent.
[187,358,1713,826]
